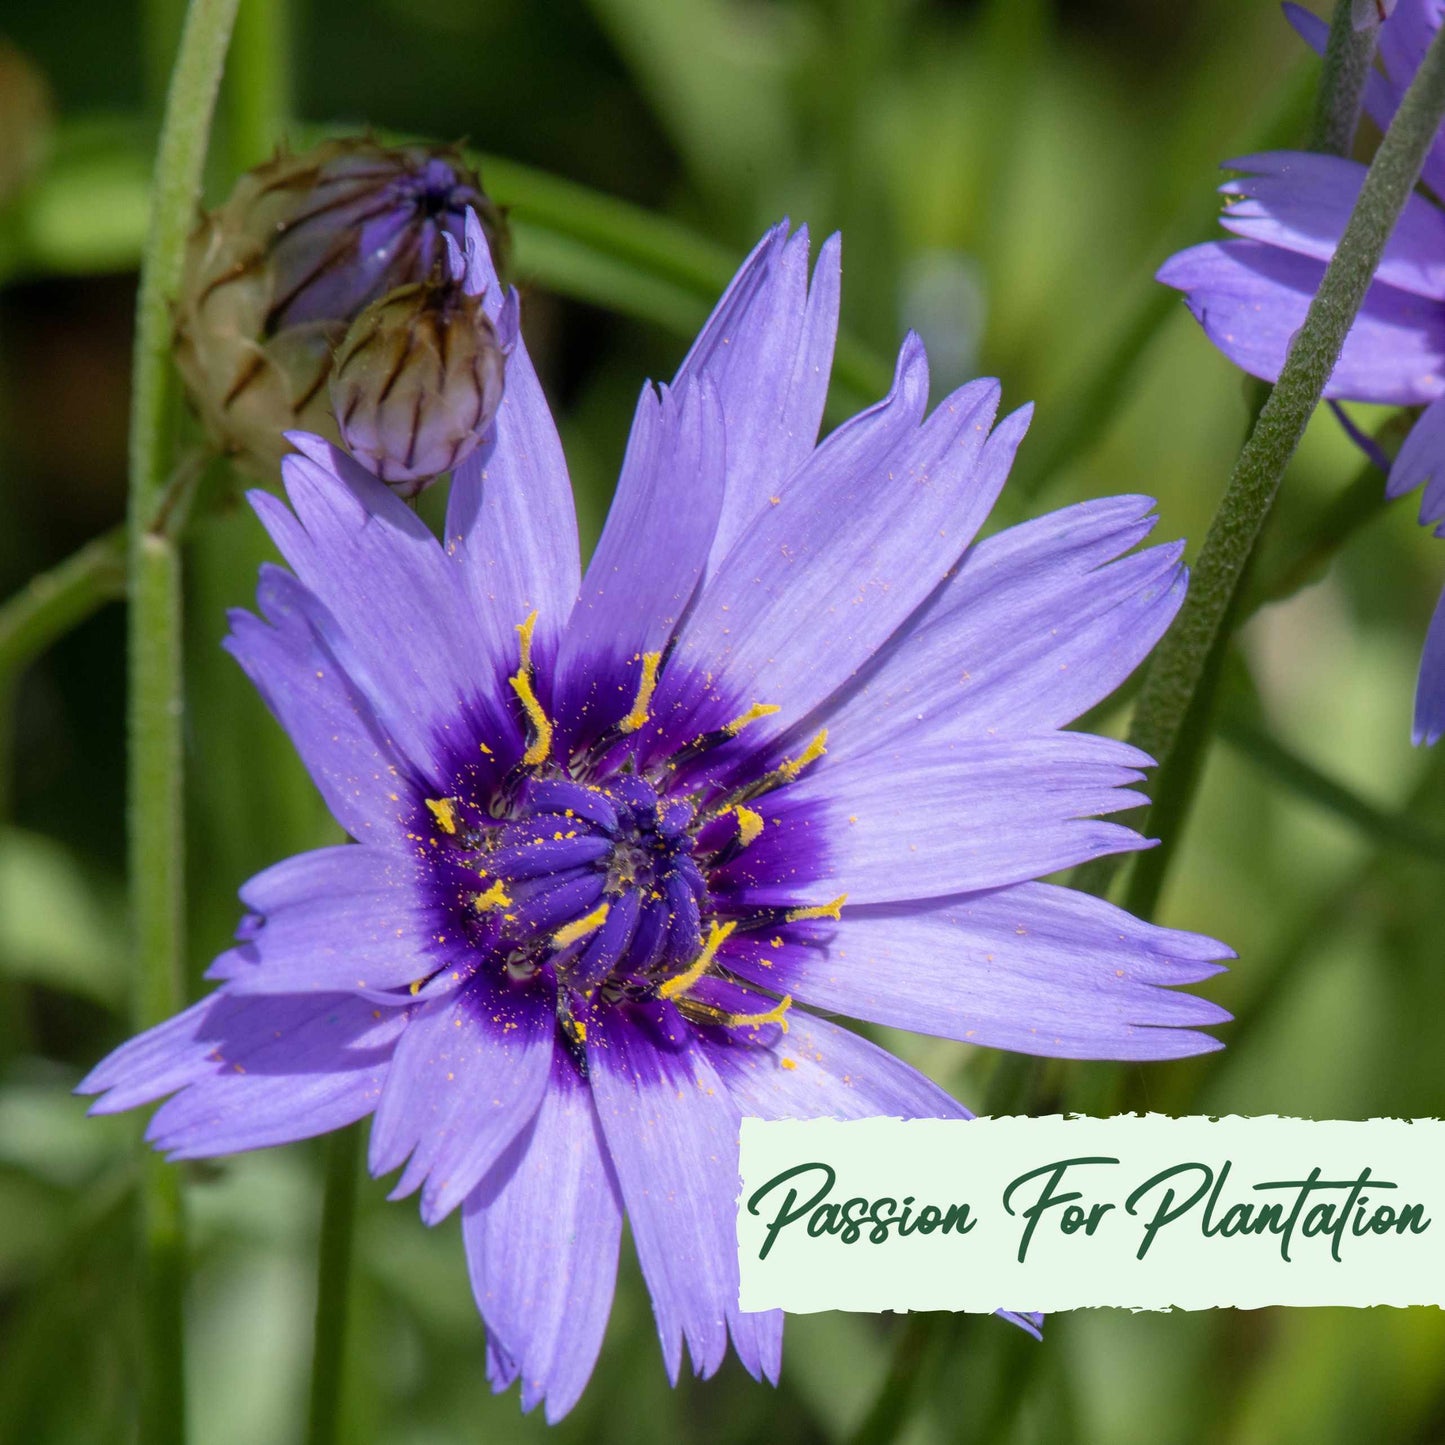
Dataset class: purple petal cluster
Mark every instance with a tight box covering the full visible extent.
[82,215,1230,1420]
[1158,0,1445,744]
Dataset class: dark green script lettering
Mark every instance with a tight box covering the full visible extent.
[1126,1161,1430,1262]
[746,1163,976,1259]
[1002,1157,1120,1263]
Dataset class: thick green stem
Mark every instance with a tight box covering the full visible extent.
[128,1,239,1440]
[1097,23,1445,909]
[306,1125,362,1445]
[1308,0,1378,155]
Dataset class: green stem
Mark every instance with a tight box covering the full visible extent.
[1308,0,1378,156]
[227,0,292,173]
[0,526,126,684]
[0,526,127,815]
[1095,23,1445,909]
[306,1125,362,1445]
[128,1,240,1441]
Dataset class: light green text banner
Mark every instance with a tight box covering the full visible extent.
[738,1116,1445,1312]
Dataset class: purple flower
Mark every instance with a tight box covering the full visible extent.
[82,217,1230,1421]
[1157,1,1445,744]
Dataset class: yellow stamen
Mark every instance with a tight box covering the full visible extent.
[425,797,458,834]
[724,701,781,735]
[509,667,553,767]
[473,879,512,912]
[553,901,611,949]
[570,1019,587,1043]
[619,650,663,734]
[724,995,792,1031]
[777,727,828,782]
[786,893,847,923]
[686,994,793,1032]
[658,919,735,1000]
[515,609,538,669]
[732,805,764,848]
[508,610,553,766]
[409,978,424,996]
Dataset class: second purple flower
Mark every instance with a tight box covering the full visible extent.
[1158,0,1445,745]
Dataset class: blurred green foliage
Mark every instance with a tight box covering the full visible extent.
[1,1,1444,1442]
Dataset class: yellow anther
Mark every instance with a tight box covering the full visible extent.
[509,666,553,767]
[473,879,512,912]
[515,609,538,670]
[508,611,553,766]
[570,1019,587,1043]
[658,919,736,1000]
[409,978,424,996]
[718,995,793,1032]
[724,701,781,735]
[553,901,611,949]
[778,728,828,782]
[732,805,764,848]
[619,651,663,734]
[425,797,458,835]
[786,893,847,923]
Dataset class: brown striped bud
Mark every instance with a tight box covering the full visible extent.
[329,275,505,496]
[173,137,507,477]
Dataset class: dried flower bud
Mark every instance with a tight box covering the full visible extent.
[329,275,505,495]
[174,137,508,476]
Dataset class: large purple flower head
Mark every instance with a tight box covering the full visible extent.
[83,216,1231,1421]
[1157,0,1445,744]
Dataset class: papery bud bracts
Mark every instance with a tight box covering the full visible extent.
[329,276,505,495]
[174,137,507,476]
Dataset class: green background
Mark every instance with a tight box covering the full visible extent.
[1,0,1444,1441]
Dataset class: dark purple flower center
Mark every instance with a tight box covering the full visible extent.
[414,620,837,1056]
